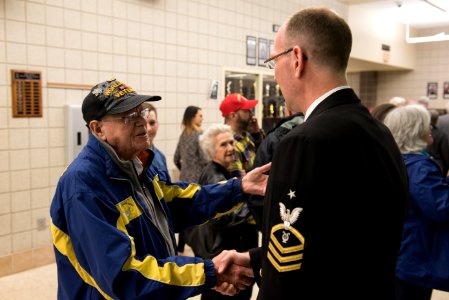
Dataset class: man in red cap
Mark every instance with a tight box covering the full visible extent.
[219,93,264,178]
[218,94,263,298]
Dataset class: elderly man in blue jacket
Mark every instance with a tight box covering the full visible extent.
[50,79,270,299]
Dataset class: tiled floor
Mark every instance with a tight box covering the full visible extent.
[0,250,447,300]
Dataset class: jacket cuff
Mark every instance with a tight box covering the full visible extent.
[249,247,262,286]
[203,259,217,288]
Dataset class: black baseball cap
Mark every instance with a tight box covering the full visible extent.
[82,79,161,124]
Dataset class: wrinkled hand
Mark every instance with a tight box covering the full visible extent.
[241,163,271,196]
[213,281,239,296]
[212,250,253,295]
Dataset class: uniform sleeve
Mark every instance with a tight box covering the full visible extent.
[249,247,262,286]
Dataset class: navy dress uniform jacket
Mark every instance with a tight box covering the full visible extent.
[249,88,409,300]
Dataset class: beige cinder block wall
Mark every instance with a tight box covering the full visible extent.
[0,0,348,277]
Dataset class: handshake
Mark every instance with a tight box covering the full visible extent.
[212,250,254,296]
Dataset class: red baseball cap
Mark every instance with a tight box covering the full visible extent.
[219,93,258,117]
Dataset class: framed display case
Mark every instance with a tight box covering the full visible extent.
[223,69,281,131]
[261,75,285,133]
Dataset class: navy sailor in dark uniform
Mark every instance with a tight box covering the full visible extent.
[216,7,409,300]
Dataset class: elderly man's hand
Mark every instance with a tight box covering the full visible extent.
[241,162,271,196]
[212,250,253,295]
[213,281,239,296]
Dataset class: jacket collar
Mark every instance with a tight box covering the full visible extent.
[307,88,360,121]
[403,152,430,166]
[87,133,153,180]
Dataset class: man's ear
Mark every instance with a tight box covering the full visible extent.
[89,120,107,140]
[293,46,306,78]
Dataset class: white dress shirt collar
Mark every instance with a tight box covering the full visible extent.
[304,86,351,121]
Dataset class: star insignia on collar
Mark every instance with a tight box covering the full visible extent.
[287,189,296,199]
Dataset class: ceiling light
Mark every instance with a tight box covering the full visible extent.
[406,23,449,43]
[423,0,449,12]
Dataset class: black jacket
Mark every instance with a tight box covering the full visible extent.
[248,113,304,229]
[249,88,409,299]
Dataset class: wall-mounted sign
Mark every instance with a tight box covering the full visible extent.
[11,70,42,118]
[427,82,438,99]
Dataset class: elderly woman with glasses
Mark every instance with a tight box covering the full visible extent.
[384,104,449,300]
[184,123,256,300]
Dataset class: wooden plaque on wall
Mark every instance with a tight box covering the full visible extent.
[11,70,42,118]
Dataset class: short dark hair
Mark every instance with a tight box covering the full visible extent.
[286,7,352,72]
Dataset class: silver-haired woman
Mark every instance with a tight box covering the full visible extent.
[197,124,235,183]
[185,123,257,300]
[384,104,449,300]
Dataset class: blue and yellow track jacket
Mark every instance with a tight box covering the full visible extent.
[50,133,244,299]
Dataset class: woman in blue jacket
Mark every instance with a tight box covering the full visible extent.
[384,104,449,300]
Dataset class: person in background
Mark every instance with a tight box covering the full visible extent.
[219,93,262,178]
[185,124,257,300]
[253,108,304,170]
[174,105,208,181]
[137,102,170,181]
[437,102,449,140]
[219,94,261,257]
[174,105,209,252]
[219,7,409,299]
[371,102,397,122]
[50,79,271,299]
[389,96,407,107]
[417,96,430,108]
[248,108,304,229]
[384,104,449,300]
[426,109,449,175]
[407,96,430,108]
